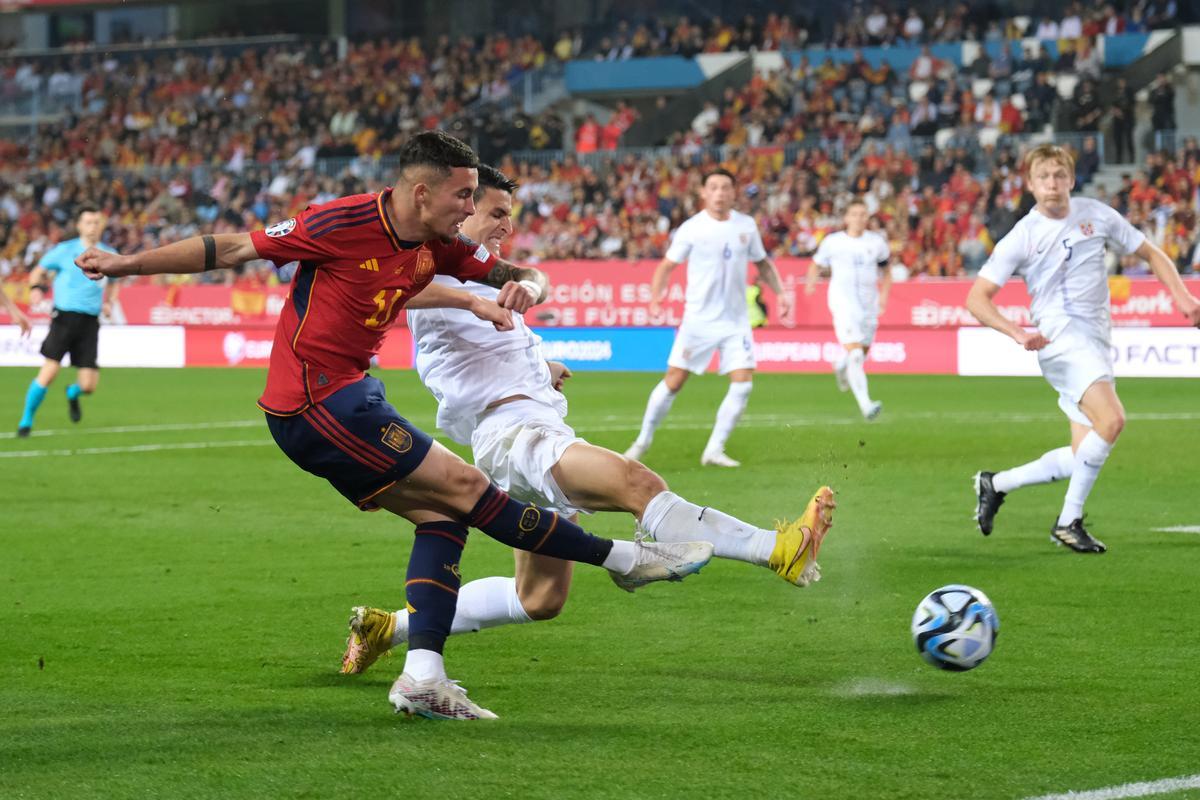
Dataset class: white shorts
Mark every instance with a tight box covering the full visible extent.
[831,307,878,347]
[470,399,587,517]
[667,325,756,375]
[1037,324,1114,426]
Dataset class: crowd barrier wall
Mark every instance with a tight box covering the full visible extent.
[3,268,1197,375]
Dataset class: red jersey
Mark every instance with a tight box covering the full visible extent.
[250,189,495,415]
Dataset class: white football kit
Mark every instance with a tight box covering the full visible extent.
[407,276,584,516]
[979,197,1145,424]
[664,210,766,374]
[812,230,891,345]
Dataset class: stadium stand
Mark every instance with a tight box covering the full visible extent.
[1,2,1195,289]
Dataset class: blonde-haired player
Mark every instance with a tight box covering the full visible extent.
[967,144,1200,552]
[805,198,891,419]
[624,168,792,468]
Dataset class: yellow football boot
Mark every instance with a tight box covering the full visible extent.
[340,606,396,675]
[769,486,836,587]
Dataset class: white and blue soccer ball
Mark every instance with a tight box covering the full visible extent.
[911,584,999,671]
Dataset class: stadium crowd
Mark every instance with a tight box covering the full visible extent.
[0,1,1195,295]
[3,133,1198,289]
[585,1,1177,60]
[1,33,570,170]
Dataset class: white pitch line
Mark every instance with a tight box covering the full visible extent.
[0,419,263,440]
[1150,525,1200,534]
[1023,773,1200,800]
[2,409,1198,442]
[2,408,1198,452]
[0,439,274,458]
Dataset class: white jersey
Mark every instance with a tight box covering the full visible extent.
[812,230,890,314]
[407,275,565,445]
[665,209,767,334]
[979,197,1145,340]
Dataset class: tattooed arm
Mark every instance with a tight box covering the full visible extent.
[480,259,549,312]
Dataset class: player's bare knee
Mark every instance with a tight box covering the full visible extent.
[458,464,492,499]
[626,460,667,508]
[436,458,490,506]
[1099,413,1125,443]
[519,583,568,621]
[524,592,567,621]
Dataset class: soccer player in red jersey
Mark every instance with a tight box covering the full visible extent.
[76,131,713,720]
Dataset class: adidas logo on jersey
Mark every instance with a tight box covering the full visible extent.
[359,258,380,272]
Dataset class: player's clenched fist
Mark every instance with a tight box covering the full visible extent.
[75,247,133,280]
[1016,330,1050,351]
[1178,293,1200,327]
[495,280,540,313]
[466,295,514,332]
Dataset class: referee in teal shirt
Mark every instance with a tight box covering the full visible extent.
[17,206,118,437]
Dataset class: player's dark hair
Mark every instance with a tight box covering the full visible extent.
[76,204,101,217]
[397,131,479,181]
[701,167,736,186]
[475,164,519,202]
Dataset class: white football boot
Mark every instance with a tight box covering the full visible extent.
[623,441,649,461]
[609,539,714,593]
[389,673,498,720]
[700,450,741,467]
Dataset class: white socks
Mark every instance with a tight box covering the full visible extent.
[704,382,752,456]
[633,380,677,448]
[601,540,637,574]
[993,446,1075,493]
[845,348,873,414]
[390,576,533,647]
[1058,431,1113,526]
[640,490,775,565]
[402,649,445,681]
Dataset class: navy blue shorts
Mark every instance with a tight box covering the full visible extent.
[266,375,434,511]
[41,309,100,368]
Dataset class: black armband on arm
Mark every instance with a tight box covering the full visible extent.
[202,235,217,272]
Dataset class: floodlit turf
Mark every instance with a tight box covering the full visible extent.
[2,366,1199,799]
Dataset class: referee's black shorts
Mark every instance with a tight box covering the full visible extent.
[40,309,100,369]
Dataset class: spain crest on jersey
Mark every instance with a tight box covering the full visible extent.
[412,249,435,282]
[1079,221,1095,237]
[380,422,413,453]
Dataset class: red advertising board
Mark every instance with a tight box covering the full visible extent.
[528,261,1200,330]
[183,327,413,369]
[116,285,290,327]
[63,269,1200,330]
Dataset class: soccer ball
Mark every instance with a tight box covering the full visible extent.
[911,584,999,671]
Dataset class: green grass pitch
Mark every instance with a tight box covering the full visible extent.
[2,367,1198,799]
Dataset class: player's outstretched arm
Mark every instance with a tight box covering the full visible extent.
[754,257,793,319]
[26,265,50,305]
[1136,240,1200,326]
[966,276,1049,350]
[0,288,31,337]
[480,259,548,312]
[406,281,514,331]
[648,257,679,315]
[76,233,259,280]
[878,262,893,313]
